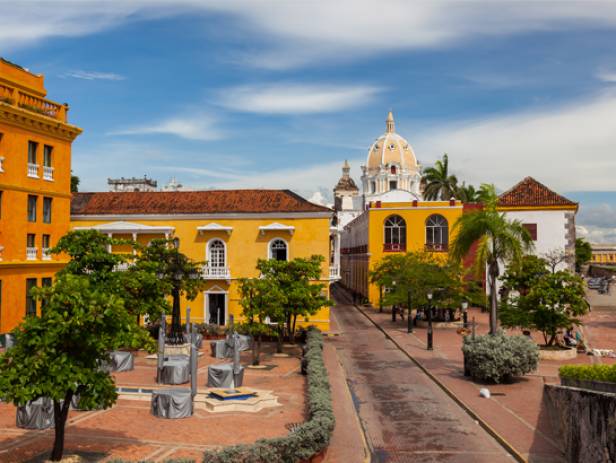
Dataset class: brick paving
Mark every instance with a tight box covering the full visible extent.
[337,286,616,463]
[329,287,512,463]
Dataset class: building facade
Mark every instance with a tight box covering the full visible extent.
[0,58,82,332]
[589,244,616,265]
[71,189,334,331]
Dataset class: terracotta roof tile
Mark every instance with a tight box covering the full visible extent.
[497,177,577,209]
[71,190,332,215]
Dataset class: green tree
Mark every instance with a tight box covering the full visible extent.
[450,185,534,334]
[0,275,152,460]
[501,255,549,297]
[238,278,285,365]
[134,238,206,343]
[70,173,79,192]
[575,238,592,272]
[423,153,459,201]
[500,271,589,346]
[455,182,478,203]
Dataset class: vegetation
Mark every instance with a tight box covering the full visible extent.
[462,332,539,383]
[202,328,334,463]
[70,172,80,192]
[575,237,592,272]
[500,270,589,346]
[0,230,157,461]
[559,364,616,384]
[500,255,549,297]
[450,184,534,334]
[422,153,459,201]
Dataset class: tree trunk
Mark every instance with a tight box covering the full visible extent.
[276,327,283,354]
[489,263,498,335]
[254,334,262,366]
[50,390,73,461]
[290,314,298,343]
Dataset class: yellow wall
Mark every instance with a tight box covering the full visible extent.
[342,200,464,307]
[0,60,81,332]
[70,216,332,331]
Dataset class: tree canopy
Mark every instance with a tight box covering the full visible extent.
[575,238,592,272]
[422,153,459,201]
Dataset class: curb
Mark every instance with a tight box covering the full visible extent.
[353,303,528,463]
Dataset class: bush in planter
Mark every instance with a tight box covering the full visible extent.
[559,364,616,383]
[462,332,539,383]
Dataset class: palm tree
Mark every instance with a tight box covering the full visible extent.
[423,154,459,200]
[449,185,534,334]
[456,182,478,202]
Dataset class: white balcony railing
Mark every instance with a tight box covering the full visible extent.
[202,265,231,279]
[43,165,54,181]
[0,156,4,172]
[27,163,39,178]
[26,247,37,260]
[329,266,341,280]
[42,247,51,260]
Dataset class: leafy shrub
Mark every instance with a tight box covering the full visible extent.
[201,327,335,463]
[559,364,616,383]
[462,332,539,383]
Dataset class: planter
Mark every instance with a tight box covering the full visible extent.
[416,320,463,329]
[561,377,616,394]
[538,346,577,361]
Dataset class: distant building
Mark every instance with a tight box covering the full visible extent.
[108,175,157,192]
[162,176,184,192]
[590,244,616,265]
[0,58,82,332]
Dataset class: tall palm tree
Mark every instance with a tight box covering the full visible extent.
[449,185,534,334]
[423,153,459,200]
[455,182,478,203]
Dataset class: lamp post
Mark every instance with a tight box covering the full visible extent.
[461,300,469,329]
[426,291,434,350]
[169,237,184,344]
[391,281,397,322]
[407,286,413,334]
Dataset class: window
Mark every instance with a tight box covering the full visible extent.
[389,180,397,190]
[43,145,53,167]
[426,214,449,251]
[28,141,38,164]
[384,215,406,251]
[43,197,52,223]
[371,181,376,193]
[26,278,37,317]
[270,239,288,261]
[42,234,51,252]
[27,195,37,222]
[390,165,397,174]
[41,277,52,312]
[208,239,225,267]
[27,233,35,248]
[523,223,537,241]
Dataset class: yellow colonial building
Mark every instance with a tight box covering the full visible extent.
[71,189,334,331]
[0,58,82,332]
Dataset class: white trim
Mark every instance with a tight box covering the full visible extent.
[71,212,332,221]
[197,223,233,235]
[268,237,289,261]
[204,289,228,326]
[73,221,174,234]
[258,222,295,235]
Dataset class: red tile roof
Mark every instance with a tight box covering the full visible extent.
[71,190,332,215]
[497,177,577,209]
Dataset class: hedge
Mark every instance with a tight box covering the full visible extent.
[201,326,335,463]
[559,364,616,383]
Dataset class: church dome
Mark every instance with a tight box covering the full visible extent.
[365,111,418,172]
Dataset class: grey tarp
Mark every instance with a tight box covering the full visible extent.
[160,355,190,385]
[210,340,226,358]
[16,397,54,429]
[225,334,252,354]
[184,332,203,348]
[150,389,192,419]
[207,363,245,388]
[110,351,134,372]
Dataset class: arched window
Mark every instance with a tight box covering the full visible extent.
[270,239,288,261]
[384,215,406,251]
[426,214,448,251]
[208,239,226,267]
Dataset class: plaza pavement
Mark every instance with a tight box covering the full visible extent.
[331,285,616,463]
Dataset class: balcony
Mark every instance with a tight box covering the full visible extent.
[425,243,448,252]
[202,265,231,280]
[27,163,39,178]
[43,165,54,181]
[383,243,406,252]
[42,248,51,260]
[329,266,341,280]
[26,247,37,260]
[0,82,67,122]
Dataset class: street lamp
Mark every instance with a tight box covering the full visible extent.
[407,286,413,334]
[168,237,184,344]
[426,291,434,350]
[391,281,397,322]
[461,300,469,328]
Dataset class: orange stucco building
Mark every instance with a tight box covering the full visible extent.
[0,58,82,332]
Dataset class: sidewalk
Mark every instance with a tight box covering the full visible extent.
[355,305,575,463]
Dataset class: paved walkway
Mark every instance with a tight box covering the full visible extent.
[329,289,512,463]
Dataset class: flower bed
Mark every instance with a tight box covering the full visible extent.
[201,327,335,463]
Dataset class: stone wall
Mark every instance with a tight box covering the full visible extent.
[544,384,616,463]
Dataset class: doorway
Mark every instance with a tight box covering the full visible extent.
[207,292,226,325]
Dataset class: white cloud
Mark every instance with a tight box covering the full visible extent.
[217,84,382,114]
[62,70,125,81]
[596,68,616,83]
[110,114,223,141]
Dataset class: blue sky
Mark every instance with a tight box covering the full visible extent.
[3,1,616,242]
